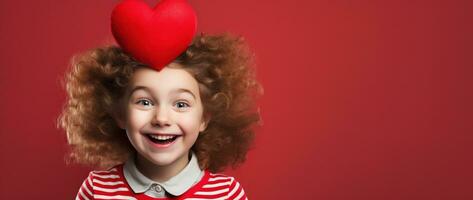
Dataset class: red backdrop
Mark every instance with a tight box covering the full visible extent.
[1,0,472,199]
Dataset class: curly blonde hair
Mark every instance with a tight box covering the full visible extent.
[58,33,263,172]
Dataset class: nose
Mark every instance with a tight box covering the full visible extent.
[151,106,171,127]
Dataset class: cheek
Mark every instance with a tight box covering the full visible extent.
[178,112,203,133]
[127,110,150,129]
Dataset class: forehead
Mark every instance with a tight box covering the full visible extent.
[128,65,200,97]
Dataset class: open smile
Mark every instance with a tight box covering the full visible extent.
[145,133,181,148]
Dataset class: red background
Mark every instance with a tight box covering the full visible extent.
[1,0,472,199]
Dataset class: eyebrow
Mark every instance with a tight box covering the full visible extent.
[129,86,196,99]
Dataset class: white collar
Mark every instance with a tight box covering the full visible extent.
[123,152,204,196]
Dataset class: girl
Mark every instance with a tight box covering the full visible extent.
[59,32,262,199]
[58,33,262,200]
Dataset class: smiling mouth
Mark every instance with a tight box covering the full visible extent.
[146,134,180,144]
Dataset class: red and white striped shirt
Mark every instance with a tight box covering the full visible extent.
[75,165,248,200]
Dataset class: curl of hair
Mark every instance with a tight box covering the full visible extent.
[58,33,263,172]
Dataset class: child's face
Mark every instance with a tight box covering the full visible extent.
[119,64,207,168]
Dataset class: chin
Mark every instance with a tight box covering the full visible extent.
[145,150,187,166]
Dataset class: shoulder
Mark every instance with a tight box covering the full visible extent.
[87,165,127,188]
[76,165,131,200]
[198,172,248,200]
[88,165,122,180]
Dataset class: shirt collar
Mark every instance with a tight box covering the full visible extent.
[123,152,204,196]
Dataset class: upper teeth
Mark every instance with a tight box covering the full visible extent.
[149,135,175,140]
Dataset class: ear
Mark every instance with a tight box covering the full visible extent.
[199,113,211,132]
[116,116,126,130]
[111,104,127,130]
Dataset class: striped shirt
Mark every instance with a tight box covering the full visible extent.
[75,165,248,200]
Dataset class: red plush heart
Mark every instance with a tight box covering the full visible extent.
[111,0,197,70]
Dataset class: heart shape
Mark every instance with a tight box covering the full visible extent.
[111,0,197,70]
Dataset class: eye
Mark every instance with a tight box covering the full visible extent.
[175,101,190,110]
[136,99,153,107]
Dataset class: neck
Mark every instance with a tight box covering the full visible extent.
[134,152,191,182]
